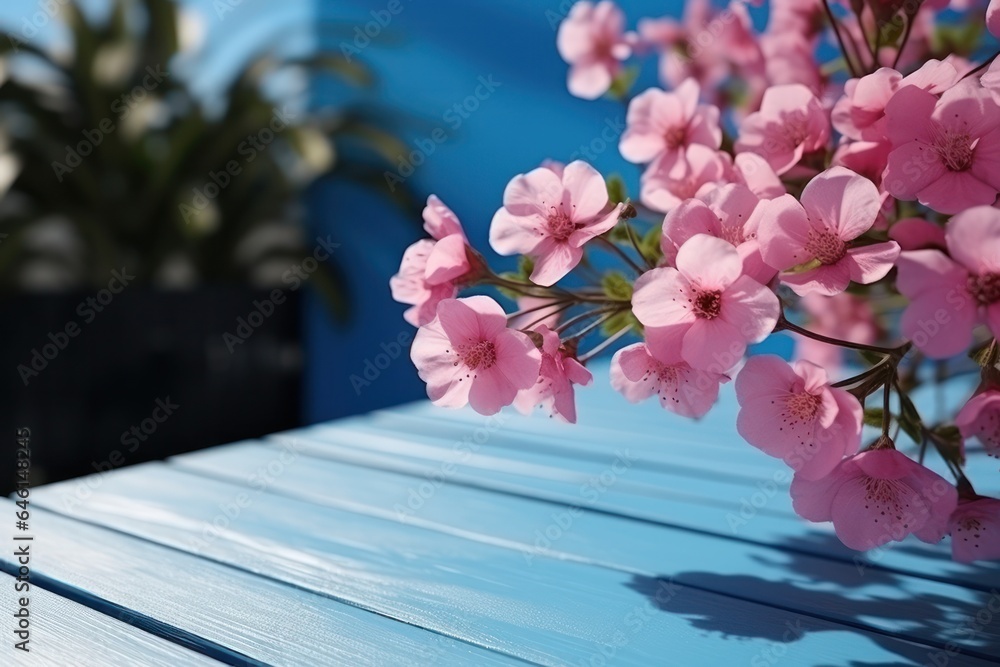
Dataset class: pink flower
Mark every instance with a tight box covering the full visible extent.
[610,342,728,418]
[794,293,879,372]
[422,194,465,240]
[732,153,785,200]
[490,160,623,286]
[950,497,1000,563]
[420,195,471,284]
[390,196,473,326]
[790,449,958,551]
[888,218,946,252]
[557,1,631,100]
[514,325,592,423]
[735,84,830,176]
[638,2,726,94]
[832,62,958,143]
[833,68,903,142]
[632,234,780,372]
[661,183,776,285]
[619,79,722,178]
[736,355,862,480]
[989,0,1000,39]
[758,167,900,296]
[390,241,458,326]
[832,139,892,189]
[411,296,541,415]
[759,33,823,97]
[883,83,1000,215]
[896,206,1000,358]
[956,390,1000,457]
[639,144,730,213]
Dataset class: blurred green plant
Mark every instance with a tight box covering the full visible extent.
[0,0,412,319]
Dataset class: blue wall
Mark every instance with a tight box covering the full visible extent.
[306,0,698,422]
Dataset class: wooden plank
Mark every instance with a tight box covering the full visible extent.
[29,463,1000,666]
[336,411,999,514]
[176,437,998,593]
[267,422,797,516]
[1,573,223,666]
[359,389,998,492]
[0,499,529,667]
[164,444,1000,659]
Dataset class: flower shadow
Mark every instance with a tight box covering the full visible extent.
[626,533,1000,666]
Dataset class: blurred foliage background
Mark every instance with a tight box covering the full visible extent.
[0,0,412,317]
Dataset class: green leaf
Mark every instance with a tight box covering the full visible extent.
[606,174,628,205]
[931,425,966,466]
[602,271,633,301]
[896,390,924,444]
[496,272,526,300]
[606,65,639,102]
[858,350,883,366]
[863,408,885,429]
[639,226,663,265]
[517,255,535,281]
[600,310,639,338]
[878,15,905,46]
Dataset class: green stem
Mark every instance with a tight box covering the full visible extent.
[596,237,645,275]
[822,0,860,77]
[777,315,909,358]
[578,325,633,363]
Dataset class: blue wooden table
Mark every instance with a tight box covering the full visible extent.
[3,363,999,666]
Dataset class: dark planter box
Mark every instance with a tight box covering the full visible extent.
[1,287,302,495]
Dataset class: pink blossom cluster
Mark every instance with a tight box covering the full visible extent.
[391,0,1000,562]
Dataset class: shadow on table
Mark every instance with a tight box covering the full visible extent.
[627,533,1000,667]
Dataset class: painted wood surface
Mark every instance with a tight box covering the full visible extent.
[6,361,999,666]
[2,573,223,667]
[28,464,1000,666]
[0,499,527,666]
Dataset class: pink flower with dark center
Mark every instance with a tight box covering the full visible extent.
[557,1,632,100]
[632,234,780,372]
[610,342,728,418]
[661,183,776,285]
[736,355,863,480]
[896,206,1000,358]
[411,296,541,415]
[490,160,623,286]
[514,325,592,423]
[949,497,1000,563]
[791,449,958,551]
[758,167,900,296]
[735,84,831,176]
[619,79,722,178]
[955,389,1000,457]
[884,83,1000,215]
